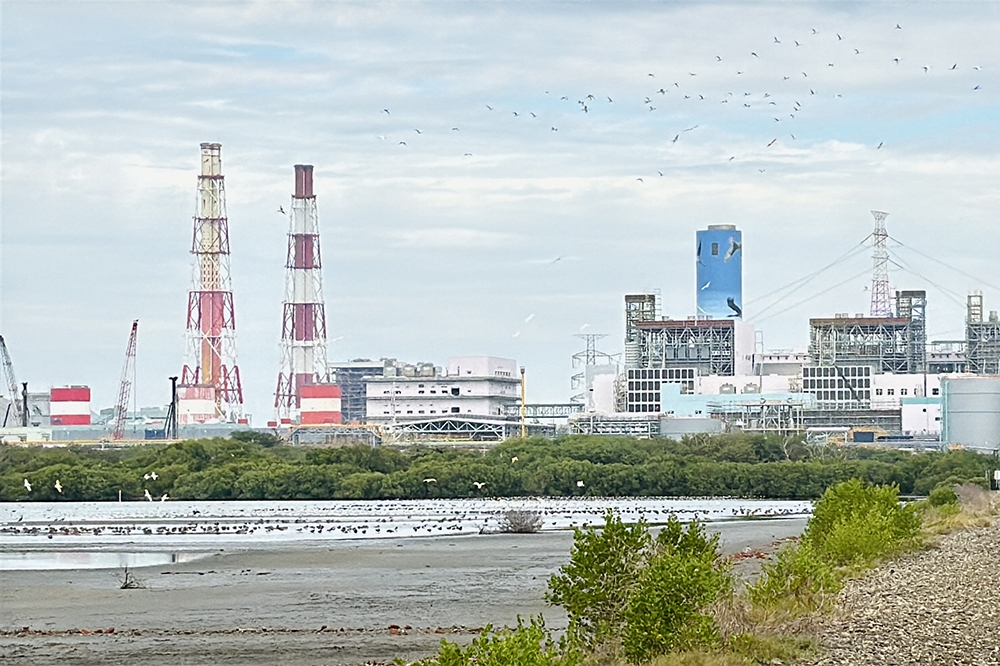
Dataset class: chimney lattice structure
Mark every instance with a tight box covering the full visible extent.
[180,143,244,421]
[274,164,330,421]
[869,210,892,317]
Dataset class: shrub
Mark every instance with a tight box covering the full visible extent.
[411,616,581,666]
[803,479,920,567]
[500,510,544,534]
[621,544,731,662]
[546,511,651,647]
[928,484,958,507]
[747,541,841,612]
[548,513,730,662]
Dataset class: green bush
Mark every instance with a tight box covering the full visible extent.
[927,484,958,507]
[546,511,652,647]
[411,616,580,666]
[621,545,731,662]
[748,541,841,611]
[803,479,920,567]
[547,512,730,663]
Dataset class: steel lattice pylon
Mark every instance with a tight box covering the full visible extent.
[180,143,244,421]
[869,210,892,317]
[274,164,330,420]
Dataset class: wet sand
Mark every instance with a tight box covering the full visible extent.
[0,517,806,665]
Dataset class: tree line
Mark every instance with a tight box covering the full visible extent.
[0,431,993,502]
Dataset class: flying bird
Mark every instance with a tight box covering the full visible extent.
[551,127,558,131]
[382,108,390,115]
[452,127,459,131]
[751,52,758,58]
[278,206,286,215]
[54,480,63,493]
[767,138,777,147]
[511,456,519,463]
[877,142,883,149]
[486,105,493,110]
[423,478,437,483]
[950,64,958,70]
[700,281,711,290]
[683,125,699,132]
[530,112,537,117]
[524,314,535,323]
[414,128,422,134]
[576,480,585,488]
[716,55,722,61]
[636,178,644,182]
[672,134,679,143]
[973,85,981,90]
[473,482,486,490]
[23,478,31,492]
[144,489,153,501]
[160,494,169,502]
[895,23,902,29]
[399,141,406,145]
[837,33,842,40]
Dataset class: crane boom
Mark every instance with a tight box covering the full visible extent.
[0,336,24,427]
[112,321,139,440]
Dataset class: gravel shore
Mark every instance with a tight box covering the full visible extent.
[809,521,1000,666]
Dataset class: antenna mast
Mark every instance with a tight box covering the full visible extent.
[869,210,892,317]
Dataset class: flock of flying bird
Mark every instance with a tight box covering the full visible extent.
[22,473,168,501]
[376,21,985,182]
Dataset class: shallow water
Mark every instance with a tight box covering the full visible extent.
[0,497,811,568]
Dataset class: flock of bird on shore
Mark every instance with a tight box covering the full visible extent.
[1,496,809,542]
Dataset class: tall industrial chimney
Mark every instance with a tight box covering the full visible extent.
[179,142,245,423]
[274,164,331,422]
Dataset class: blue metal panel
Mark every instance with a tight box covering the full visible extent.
[696,226,742,319]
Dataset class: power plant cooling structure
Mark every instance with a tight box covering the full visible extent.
[696,225,743,320]
[274,164,332,422]
[179,143,245,423]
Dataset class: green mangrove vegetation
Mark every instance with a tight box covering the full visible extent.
[0,432,994,502]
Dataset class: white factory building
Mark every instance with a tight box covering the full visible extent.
[366,356,520,422]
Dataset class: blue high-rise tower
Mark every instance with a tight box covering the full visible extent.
[696,225,742,319]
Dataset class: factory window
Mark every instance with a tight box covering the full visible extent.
[900,388,908,396]
[932,388,940,396]
[418,390,424,394]
[418,384,424,388]
[875,388,883,396]
[383,411,389,415]
[887,389,895,396]
[406,410,413,414]
[430,390,436,394]
[712,242,719,255]
[451,407,460,413]
[451,388,460,396]
[418,410,424,414]
[430,410,436,414]
[384,390,390,394]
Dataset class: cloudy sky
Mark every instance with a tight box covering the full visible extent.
[2,1,999,422]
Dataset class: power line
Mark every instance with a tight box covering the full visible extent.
[889,235,1000,293]
[748,239,870,321]
[755,266,873,325]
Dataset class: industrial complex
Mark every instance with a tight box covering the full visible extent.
[1,145,999,453]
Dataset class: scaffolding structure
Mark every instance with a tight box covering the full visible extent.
[809,316,916,374]
[635,319,736,376]
[386,415,522,441]
[624,294,658,367]
[328,360,385,423]
[895,290,927,373]
[567,413,661,438]
[965,292,1000,374]
[708,399,805,435]
[502,403,585,418]
[180,143,244,421]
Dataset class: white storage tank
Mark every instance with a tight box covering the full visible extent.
[941,377,1000,452]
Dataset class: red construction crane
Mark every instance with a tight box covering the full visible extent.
[112,320,138,440]
[0,335,24,427]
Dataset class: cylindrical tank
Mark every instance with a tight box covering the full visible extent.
[696,225,742,320]
[942,377,1000,452]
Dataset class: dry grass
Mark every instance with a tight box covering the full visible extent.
[922,485,996,536]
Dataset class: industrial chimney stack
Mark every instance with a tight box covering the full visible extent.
[274,164,332,423]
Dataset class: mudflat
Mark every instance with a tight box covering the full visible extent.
[0,517,806,666]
